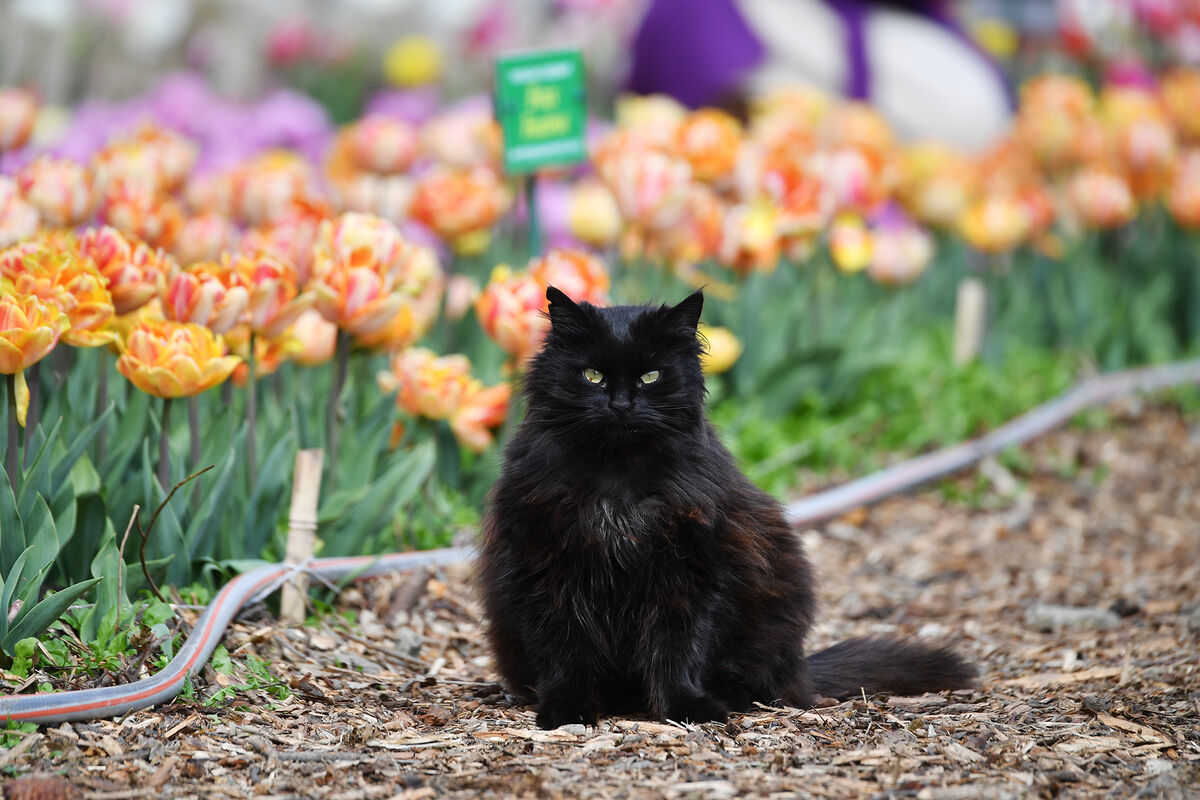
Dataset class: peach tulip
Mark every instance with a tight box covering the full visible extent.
[98,176,184,250]
[0,88,37,151]
[16,156,94,228]
[529,249,610,307]
[116,318,240,398]
[288,308,337,366]
[233,253,314,338]
[409,166,512,248]
[602,146,692,232]
[1168,150,1200,229]
[379,347,477,421]
[173,212,240,266]
[348,115,420,174]
[0,177,39,248]
[1067,168,1136,229]
[450,383,512,452]
[674,109,742,183]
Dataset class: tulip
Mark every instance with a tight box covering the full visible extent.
[450,383,511,452]
[233,150,319,226]
[444,274,481,322]
[614,94,687,147]
[868,223,934,286]
[0,177,39,248]
[602,147,692,232]
[762,158,832,238]
[1016,74,1095,171]
[820,146,888,214]
[1067,168,1136,229]
[383,35,443,88]
[1160,67,1200,144]
[16,156,94,228]
[379,347,477,421]
[1168,150,1200,229]
[241,215,322,285]
[348,115,420,174]
[288,308,337,366]
[475,265,550,364]
[173,212,241,266]
[718,201,780,274]
[161,259,251,335]
[234,253,315,338]
[420,106,503,169]
[529,249,610,307]
[829,214,873,273]
[0,241,76,312]
[92,124,198,195]
[76,226,172,315]
[0,282,69,374]
[896,144,972,229]
[698,324,741,375]
[98,176,184,250]
[0,88,37,151]
[675,109,742,183]
[654,183,725,266]
[567,180,621,247]
[409,166,512,248]
[116,318,240,398]
[958,195,1031,254]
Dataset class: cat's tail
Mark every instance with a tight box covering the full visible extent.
[806,637,976,700]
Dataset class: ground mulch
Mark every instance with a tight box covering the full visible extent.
[3,405,1199,799]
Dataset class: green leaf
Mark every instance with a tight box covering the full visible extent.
[3,578,101,655]
[51,402,115,489]
[0,470,23,577]
[17,416,61,523]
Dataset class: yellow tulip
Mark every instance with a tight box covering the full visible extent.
[698,324,742,375]
[0,281,69,374]
[383,36,442,88]
[116,318,240,398]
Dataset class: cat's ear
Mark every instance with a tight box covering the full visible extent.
[546,286,584,329]
[664,291,704,331]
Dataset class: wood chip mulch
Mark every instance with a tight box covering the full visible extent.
[3,406,1199,799]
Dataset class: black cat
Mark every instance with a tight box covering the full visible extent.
[478,287,975,729]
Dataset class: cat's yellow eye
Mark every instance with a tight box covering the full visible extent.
[583,368,604,384]
[640,370,661,385]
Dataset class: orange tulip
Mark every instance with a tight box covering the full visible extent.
[819,145,889,214]
[409,166,512,248]
[0,88,37,151]
[0,281,69,374]
[241,214,322,285]
[1160,67,1200,144]
[1016,74,1095,172]
[450,382,512,452]
[77,226,173,315]
[233,150,319,226]
[529,249,610,307]
[475,265,549,364]
[378,347,477,420]
[2,241,118,347]
[116,318,240,397]
[674,109,742,183]
[0,241,75,312]
[16,156,94,228]
[161,258,251,335]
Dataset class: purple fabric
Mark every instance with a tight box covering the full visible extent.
[627,0,765,108]
[628,0,1013,108]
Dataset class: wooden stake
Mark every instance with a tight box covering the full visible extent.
[954,278,987,366]
[280,448,324,625]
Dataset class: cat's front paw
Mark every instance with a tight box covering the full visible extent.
[536,700,599,730]
[667,694,729,724]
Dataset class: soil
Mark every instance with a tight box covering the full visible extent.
[3,406,1199,799]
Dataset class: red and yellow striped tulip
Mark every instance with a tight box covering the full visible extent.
[450,382,511,452]
[161,258,250,335]
[234,252,314,338]
[77,226,173,315]
[475,265,549,364]
[529,248,610,307]
[409,166,512,249]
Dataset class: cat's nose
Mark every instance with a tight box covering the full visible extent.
[609,392,632,415]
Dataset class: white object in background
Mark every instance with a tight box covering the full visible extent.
[738,0,1011,153]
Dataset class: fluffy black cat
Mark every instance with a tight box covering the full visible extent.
[478,287,975,729]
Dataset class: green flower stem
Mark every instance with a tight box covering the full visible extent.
[23,361,40,469]
[5,372,18,494]
[246,331,258,492]
[326,330,351,489]
[158,397,173,491]
[95,350,108,466]
[188,396,200,467]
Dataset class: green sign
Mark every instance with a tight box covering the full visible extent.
[494,49,588,175]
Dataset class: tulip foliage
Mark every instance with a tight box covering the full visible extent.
[1,63,1200,658]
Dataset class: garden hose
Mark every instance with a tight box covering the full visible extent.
[3,357,1199,726]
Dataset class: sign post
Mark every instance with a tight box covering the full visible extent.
[494,48,588,258]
